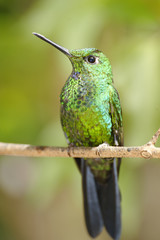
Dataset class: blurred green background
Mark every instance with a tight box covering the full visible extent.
[0,0,160,239]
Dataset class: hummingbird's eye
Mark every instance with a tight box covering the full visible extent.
[87,55,96,64]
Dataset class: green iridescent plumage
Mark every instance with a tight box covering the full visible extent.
[60,49,123,182]
[34,33,123,240]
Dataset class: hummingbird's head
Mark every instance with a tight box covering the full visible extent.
[69,48,113,83]
[33,33,113,84]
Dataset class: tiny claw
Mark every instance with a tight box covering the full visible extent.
[96,143,109,157]
[67,143,75,157]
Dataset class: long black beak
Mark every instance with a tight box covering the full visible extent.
[33,32,72,57]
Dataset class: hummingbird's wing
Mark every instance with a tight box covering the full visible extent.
[110,87,123,148]
[98,87,123,240]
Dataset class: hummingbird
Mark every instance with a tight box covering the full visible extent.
[33,32,123,240]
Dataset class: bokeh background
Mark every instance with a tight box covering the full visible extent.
[0,0,160,239]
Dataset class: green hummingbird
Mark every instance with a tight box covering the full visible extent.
[33,32,123,240]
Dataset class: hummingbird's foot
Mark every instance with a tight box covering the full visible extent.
[67,143,75,157]
[96,142,110,157]
[98,142,110,148]
[68,143,75,147]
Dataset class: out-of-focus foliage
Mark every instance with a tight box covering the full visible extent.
[0,0,160,239]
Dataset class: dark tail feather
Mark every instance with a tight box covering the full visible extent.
[117,158,121,177]
[81,159,103,238]
[97,158,121,240]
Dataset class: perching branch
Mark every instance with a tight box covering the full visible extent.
[0,129,160,159]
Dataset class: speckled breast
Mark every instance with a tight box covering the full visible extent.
[60,78,114,147]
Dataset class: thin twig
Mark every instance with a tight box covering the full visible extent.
[146,128,160,146]
[0,128,159,159]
